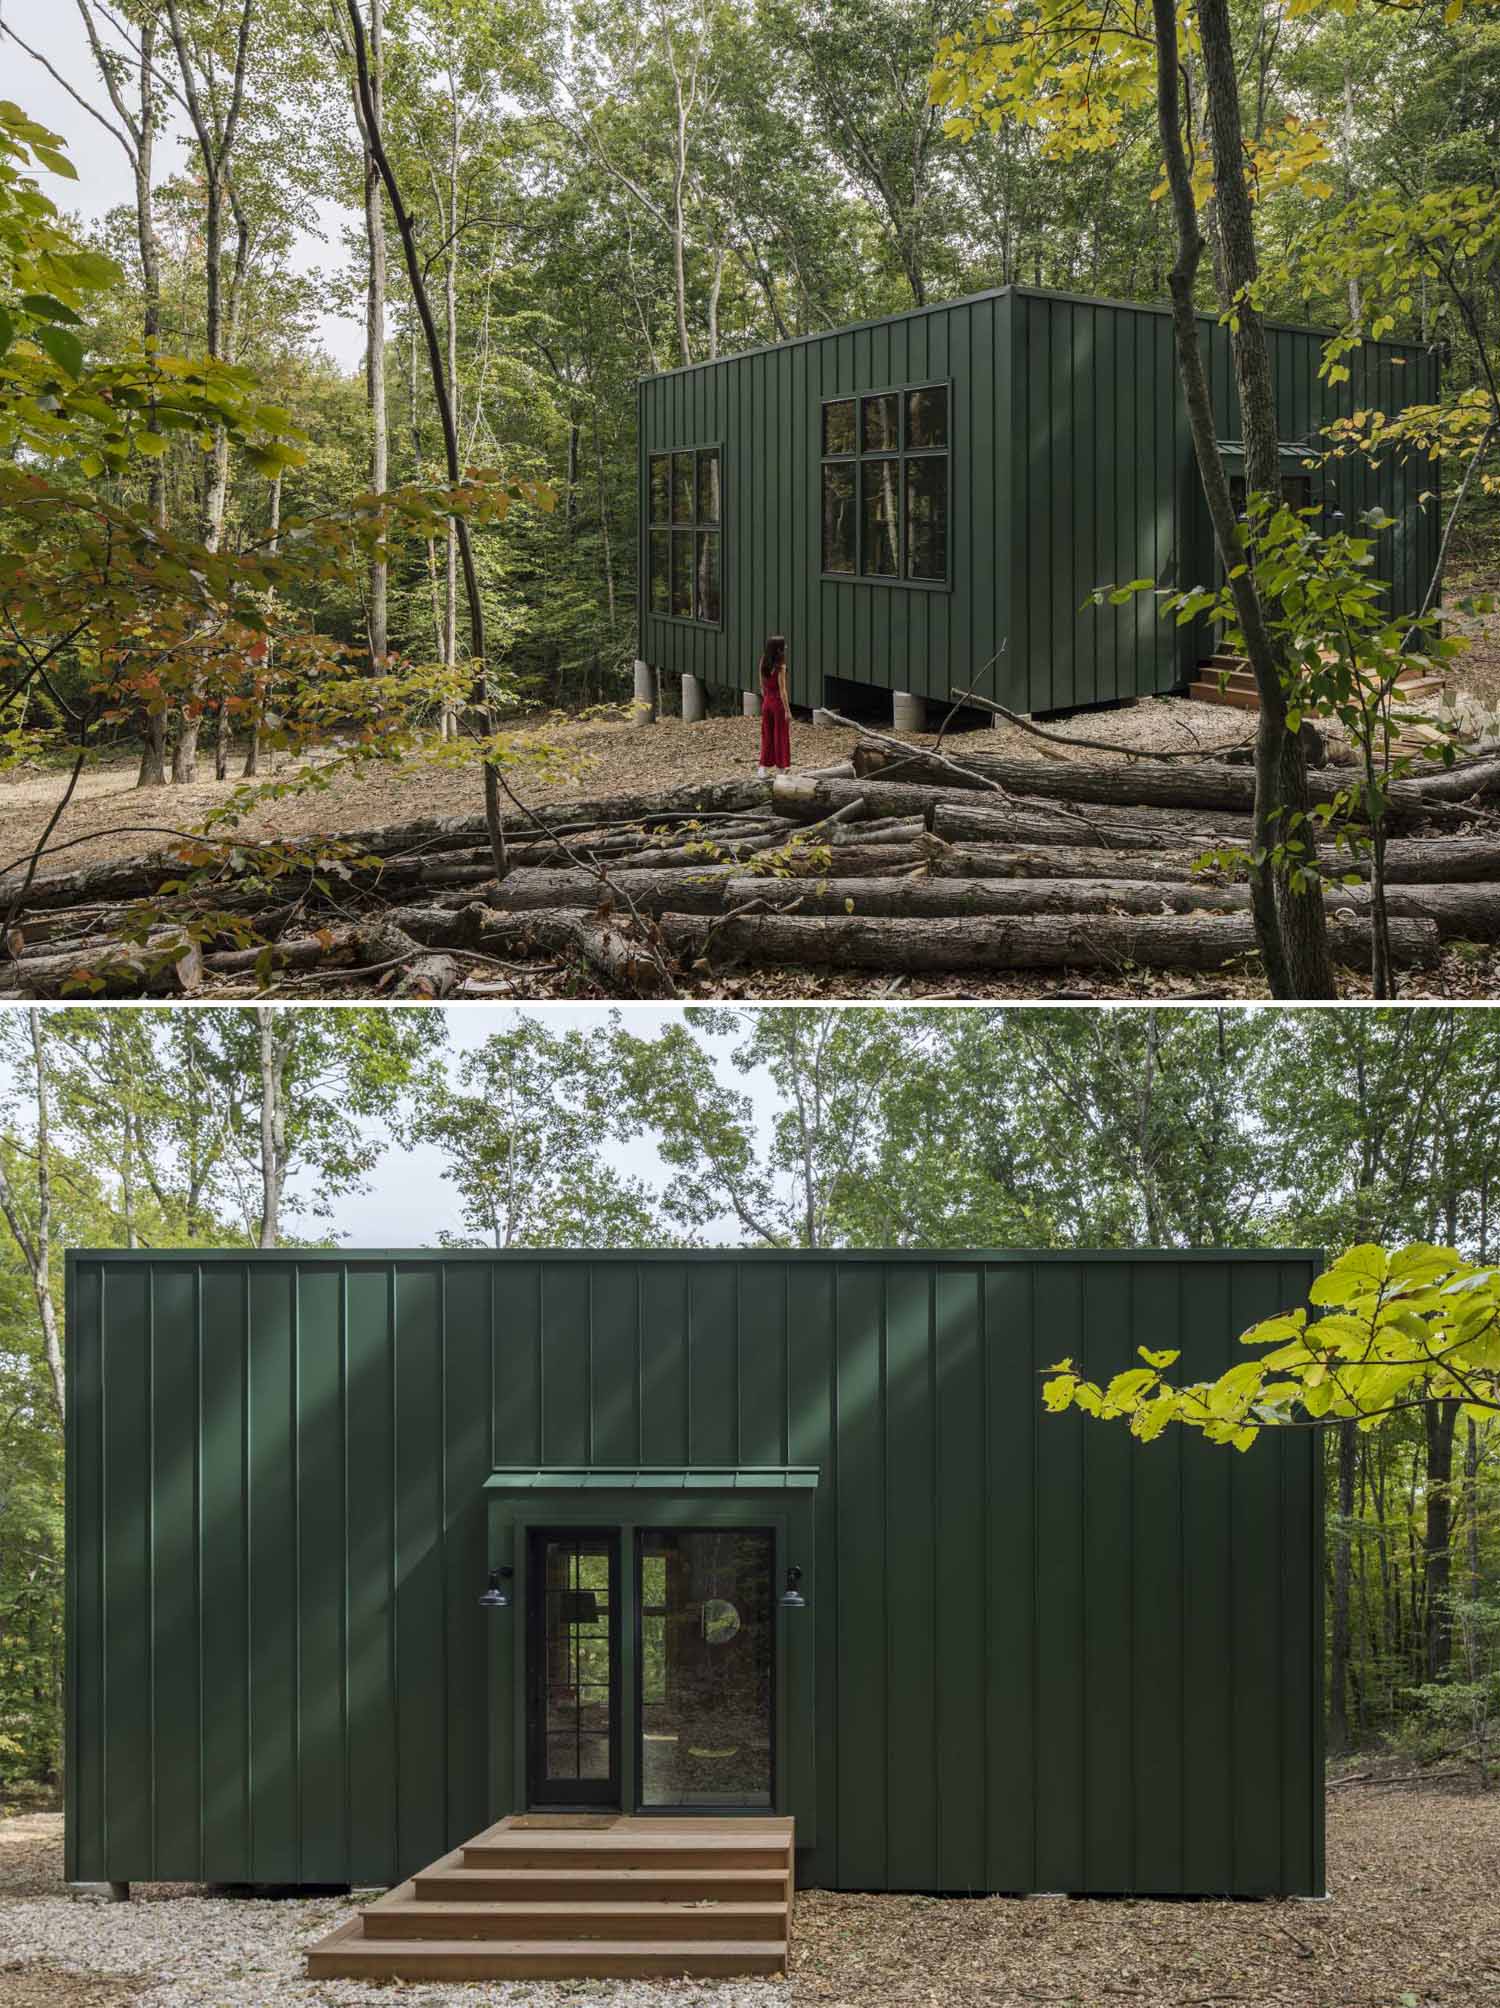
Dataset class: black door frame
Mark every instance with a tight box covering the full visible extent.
[525,1527,622,1808]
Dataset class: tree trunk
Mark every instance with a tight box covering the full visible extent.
[1424,1399,1460,1680]
[1329,1421,1357,1752]
[0,1012,65,1423]
[363,0,388,670]
[256,1007,286,1248]
[655,907,1439,975]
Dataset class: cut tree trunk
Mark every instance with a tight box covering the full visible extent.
[775,773,1255,847]
[658,909,1439,975]
[851,742,1467,826]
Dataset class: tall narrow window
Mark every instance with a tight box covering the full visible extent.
[820,383,949,585]
[648,445,722,626]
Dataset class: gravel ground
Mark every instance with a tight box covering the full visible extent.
[0,1812,787,2008]
[6,1778,1498,2008]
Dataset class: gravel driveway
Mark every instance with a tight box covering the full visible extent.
[0,1813,789,2008]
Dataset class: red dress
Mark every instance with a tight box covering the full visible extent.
[760,669,791,770]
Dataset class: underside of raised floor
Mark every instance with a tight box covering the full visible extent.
[304,1814,795,1980]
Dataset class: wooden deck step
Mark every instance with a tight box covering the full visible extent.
[415,1865,789,1903]
[304,1814,794,1981]
[364,1899,787,1941]
[306,1933,788,1980]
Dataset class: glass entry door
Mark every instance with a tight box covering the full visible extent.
[637,1529,774,1808]
[526,1531,620,1807]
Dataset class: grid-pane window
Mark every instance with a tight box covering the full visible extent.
[649,446,722,626]
[820,382,949,584]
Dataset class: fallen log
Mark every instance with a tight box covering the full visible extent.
[1406,753,1500,802]
[719,874,1500,940]
[0,932,203,997]
[776,772,1256,846]
[660,910,1441,975]
[929,834,1500,889]
[852,740,1475,826]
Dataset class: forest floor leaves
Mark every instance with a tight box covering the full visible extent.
[4,1778,1498,2006]
[792,1770,1500,2006]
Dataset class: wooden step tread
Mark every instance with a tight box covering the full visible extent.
[362,1899,785,1941]
[306,1935,787,1978]
[416,1868,789,1899]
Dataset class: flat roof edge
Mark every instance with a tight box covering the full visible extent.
[67,1246,1324,1264]
[636,280,1429,385]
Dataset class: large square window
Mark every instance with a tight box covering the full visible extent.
[820,382,950,586]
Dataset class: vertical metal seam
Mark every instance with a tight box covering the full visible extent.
[98,1265,109,1871]
[439,1262,449,1849]
[585,1264,594,1464]
[292,1263,302,1883]
[193,1263,204,1881]
[928,1264,940,1887]
[242,1261,252,1877]
[340,1264,351,1884]
[146,1262,156,1878]
[1176,1262,1186,1891]
[388,1263,399,1878]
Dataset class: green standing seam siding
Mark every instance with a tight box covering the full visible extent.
[67,1248,1323,1899]
[640,284,1437,718]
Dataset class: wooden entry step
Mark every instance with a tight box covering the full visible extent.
[305,1814,795,1980]
[1190,654,1447,743]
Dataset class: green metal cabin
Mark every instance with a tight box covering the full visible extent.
[65,1248,1324,1899]
[636,285,1439,720]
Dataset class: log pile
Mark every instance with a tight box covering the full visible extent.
[2,743,1497,998]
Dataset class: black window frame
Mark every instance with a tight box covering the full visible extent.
[647,442,724,630]
[820,381,953,592]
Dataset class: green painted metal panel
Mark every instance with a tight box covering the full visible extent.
[67,1248,1323,1898]
[640,284,1436,720]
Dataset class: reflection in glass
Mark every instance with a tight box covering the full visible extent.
[861,458,900,576]
[696,449,721,523]
[822,463,855,573]
[695,531,721,623]
[541,1538,613,1785]
[639,1529,773,1807]
[905,457,947,580]
[822,399,856,456]
[861,392,899,453]
[672,452,694,523]
[671,531,693,617]
[649,455,671,523]
[906,385,948,450]
[649,530,670,614]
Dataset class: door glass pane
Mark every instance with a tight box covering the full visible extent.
[695,531,721,622]
[822,399,855,456]
[671,531,693,616]
[672,452,694,523]
[649,454,671,524]
[822,463,855,573]
[541,1537,613,1786]
[905,456,947,580]
[696,448,721,523]
[860,458,900,577]
[649,529,670,614]
[861,392,899,452]
[638,1529,773,1808]
[907,385,948,449]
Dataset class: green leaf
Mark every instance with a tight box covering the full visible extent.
[18,293,82,325]
[0,304,11,358]
[35,324,83,378]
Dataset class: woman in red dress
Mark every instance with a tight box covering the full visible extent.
[757,632,791,777]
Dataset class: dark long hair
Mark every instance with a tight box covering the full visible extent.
[759,632,786,680]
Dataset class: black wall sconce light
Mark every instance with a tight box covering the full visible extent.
[478,1566,514,1610]
[779,1566,806,1610]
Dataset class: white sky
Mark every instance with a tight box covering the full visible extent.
[330,1005,779,1247]
[5,0,369,370]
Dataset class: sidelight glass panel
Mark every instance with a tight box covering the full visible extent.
[821,463,856,574]
[861,392,899,453]
[905,456,947,580]
[695,531,721,623]
[860,458,900,577]
[649,454,671,524]
[906,384,948,450]
[672,452,694,523]
[671,531,693,617]
[638,1528,773,1807]
[696,448,721,523]
[540,1538,614,1786]
[822,399,856,456]
[649,529,670,614]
